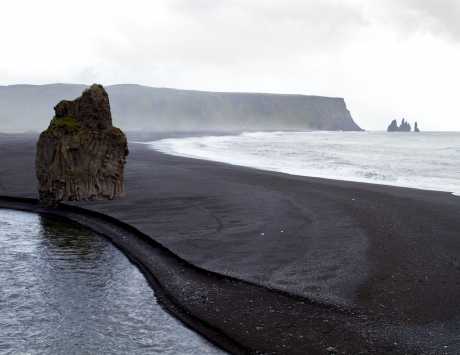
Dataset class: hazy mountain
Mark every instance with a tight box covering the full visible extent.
[0,84,362,132]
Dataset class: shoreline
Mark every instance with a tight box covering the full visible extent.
[0,196,377,354]
[0,196,246,354]
[1,133,460,354]
[0,196,410,355]
[146,130,460,197]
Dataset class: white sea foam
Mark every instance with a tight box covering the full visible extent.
[148,131,460,196]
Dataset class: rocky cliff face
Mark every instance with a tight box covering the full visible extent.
[36,84,128,206]
[0,84,362,132]
[387,118,418,132]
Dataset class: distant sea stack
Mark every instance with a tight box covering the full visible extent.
[387,118,420,132]
[0,84,362,132]
[36,84,129,206]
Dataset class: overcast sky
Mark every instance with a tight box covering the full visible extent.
[1,0,460,130]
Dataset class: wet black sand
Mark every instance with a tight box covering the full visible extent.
[1,132,460,354]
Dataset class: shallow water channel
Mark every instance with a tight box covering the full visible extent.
[0,209,224,354]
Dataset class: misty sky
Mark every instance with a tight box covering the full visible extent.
[1,0,460,130]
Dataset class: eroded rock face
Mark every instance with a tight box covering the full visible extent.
[36,84,128,206]
[387,118,412,132]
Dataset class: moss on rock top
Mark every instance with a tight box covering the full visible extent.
[36,84,128,206]
[48,116,81,133]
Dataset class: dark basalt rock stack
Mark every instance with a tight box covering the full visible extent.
[387,118,412,132]
[36,84,129,206]
[387,119,399,132]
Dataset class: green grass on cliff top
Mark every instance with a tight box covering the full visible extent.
[48,116,80,132]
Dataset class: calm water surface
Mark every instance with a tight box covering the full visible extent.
[0,209,224,355]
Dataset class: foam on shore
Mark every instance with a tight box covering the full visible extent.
[148,131,460,196]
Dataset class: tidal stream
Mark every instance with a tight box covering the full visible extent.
[0,209,224,354]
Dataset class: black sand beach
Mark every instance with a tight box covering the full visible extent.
[1,132,460,354]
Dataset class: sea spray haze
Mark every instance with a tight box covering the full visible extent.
[0,84,361,132]
[150,131,460,196]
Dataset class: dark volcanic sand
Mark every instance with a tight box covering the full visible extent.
[1,132,460,354]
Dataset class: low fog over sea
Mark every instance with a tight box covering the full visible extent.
[150,131,460,196]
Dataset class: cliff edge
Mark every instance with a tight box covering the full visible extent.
[36,84,129,206]
[0,84,363,132]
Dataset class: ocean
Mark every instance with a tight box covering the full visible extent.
[149,131,460,196]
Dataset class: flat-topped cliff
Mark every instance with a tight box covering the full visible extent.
[0,84,362,132]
